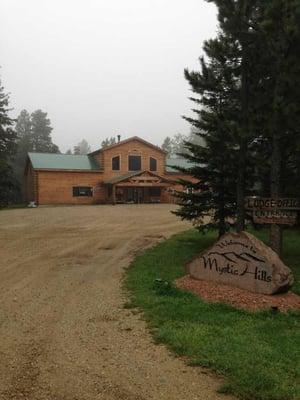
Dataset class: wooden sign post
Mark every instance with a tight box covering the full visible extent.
[245,197,300,256]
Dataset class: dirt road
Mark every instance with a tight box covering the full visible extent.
[0,205,229,400]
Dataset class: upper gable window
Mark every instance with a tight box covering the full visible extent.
[128,155,141,171]
[112,155,120,171]
[150,157,157,171]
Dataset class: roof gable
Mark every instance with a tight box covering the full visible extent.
[28,152,101,171]
[104,170,172,185]
[90,136,167,155]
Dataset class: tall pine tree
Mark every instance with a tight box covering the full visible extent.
[174,34,242,237]
[30,110,59,153]
[0,78,18,205]
[14,109,32,190]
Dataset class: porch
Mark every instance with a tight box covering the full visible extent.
[104,170,173,204]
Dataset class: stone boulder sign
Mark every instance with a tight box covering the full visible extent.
[186,231,294,295]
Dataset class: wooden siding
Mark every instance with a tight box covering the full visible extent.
[36,171,106,205]
[93,139,166,179]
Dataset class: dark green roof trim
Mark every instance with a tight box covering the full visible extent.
[28,152,102,171]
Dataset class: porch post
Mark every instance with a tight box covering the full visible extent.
[112,184,116,205]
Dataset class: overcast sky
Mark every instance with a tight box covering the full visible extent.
[1,0,217,152]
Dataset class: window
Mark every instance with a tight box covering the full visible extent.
[73,187,93,197]
[150,157,157,171]
[112,155,120,170]
[149,187,161,197]
[128,155,141,171]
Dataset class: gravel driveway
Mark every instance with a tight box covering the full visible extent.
[0,205,229,400]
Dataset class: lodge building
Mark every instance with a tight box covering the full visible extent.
[24,136,193,205]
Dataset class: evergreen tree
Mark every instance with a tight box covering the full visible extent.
[174,35,242,237]
[13,109,60,200]
[161,136,173,155]
[65,149,72,155]
[162,134,189,157]
[73,139,91,155]
[0,78,18,205]
[171,133,188,156]
[209,0,262,231]
[14,109,32,188]
[30,110,59,153]
[101,136,116,148]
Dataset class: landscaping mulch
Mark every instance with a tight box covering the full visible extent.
[176,275,300,312]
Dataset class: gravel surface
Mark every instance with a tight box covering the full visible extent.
[0,205,230,400]
[176,275,300,312]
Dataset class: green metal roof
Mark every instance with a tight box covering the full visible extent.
[28,152,101,171]
[166,158,194,172]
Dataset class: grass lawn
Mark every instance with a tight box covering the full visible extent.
[124,229,300,400]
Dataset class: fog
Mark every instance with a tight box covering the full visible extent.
[1,0,217,152]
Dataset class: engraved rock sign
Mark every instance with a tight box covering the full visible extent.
[186,231,294,295]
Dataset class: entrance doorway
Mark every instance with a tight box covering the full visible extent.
[115,187,162,203]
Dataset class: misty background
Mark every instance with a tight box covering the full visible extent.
[1,0,217,152]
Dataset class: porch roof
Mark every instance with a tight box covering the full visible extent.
[104,170,173,185]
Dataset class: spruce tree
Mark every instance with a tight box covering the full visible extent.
[210,0,261,231]
[14,109,32,189]
[73,139,91,155]
[0,79,18,205]
[161,137,173,155]
[174,35,241,237]
[101,137,116,148]
[30,110,59,153]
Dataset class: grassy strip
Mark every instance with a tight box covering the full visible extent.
[124,229,300,400]
[0,203,27,211]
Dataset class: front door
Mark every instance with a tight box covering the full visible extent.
[123,187,144,203]
[134,188,144,204]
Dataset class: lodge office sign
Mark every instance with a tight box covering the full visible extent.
[186,231,294,295]
[252,209,297,225]
[245,197,300,210]
[245,197,300,225]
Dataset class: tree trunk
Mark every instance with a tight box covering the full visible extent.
[236,138,247,232]
[236,37,249,233]
[270,130,283,256]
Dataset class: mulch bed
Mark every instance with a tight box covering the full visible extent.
[176,275,300,312]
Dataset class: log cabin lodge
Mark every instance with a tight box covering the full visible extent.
[24,136,193,205]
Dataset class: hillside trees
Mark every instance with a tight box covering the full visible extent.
[101,136,116,148]
[0,79,18,205]
[14,109,59,193]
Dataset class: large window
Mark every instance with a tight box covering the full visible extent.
[150,157,157,171]
[128,155,141,171]
[112,155,120,170]
[73,187,93,197]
